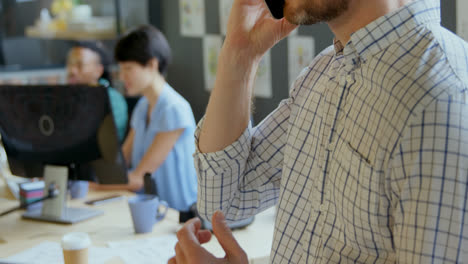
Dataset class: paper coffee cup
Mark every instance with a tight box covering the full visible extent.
[61,232,91,264]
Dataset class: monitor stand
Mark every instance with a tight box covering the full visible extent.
[22,165,103,224]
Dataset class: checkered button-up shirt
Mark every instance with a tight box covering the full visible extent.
[194,0,468,262]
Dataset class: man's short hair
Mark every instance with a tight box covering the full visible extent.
[114,25,172,76]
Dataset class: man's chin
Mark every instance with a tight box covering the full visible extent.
[283,0,349,25]
[284,7,322,25]
[67,79,79,85]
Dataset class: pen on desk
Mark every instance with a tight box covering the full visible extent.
[85,195,124,205]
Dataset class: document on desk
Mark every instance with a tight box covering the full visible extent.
[107,235,178,264]
[0,241,119,264]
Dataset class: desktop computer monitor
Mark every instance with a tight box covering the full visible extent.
[0,84,128,223]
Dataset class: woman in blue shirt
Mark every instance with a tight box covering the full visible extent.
[91,25,197,212]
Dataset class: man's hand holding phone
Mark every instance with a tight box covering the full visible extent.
[222,0,297,63]
[198,0,297,153]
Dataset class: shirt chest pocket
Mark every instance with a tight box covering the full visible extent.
[326,139,385,247]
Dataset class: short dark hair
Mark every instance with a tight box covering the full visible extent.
[71,41,111,83]
[114,25,172,76]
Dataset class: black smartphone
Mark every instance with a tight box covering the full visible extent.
[265,0,285,19]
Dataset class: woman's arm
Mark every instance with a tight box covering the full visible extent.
[122,128,135,167]
[90,128,185,192]
[128,128,185,190]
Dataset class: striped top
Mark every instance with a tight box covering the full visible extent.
[194,0,468,263]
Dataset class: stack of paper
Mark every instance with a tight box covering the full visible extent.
[0,241,118,264]
[0,235,179,264]
[108,235,178,264]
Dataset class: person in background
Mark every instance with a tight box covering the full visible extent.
[66,41,128,142]
[90,25,197,212]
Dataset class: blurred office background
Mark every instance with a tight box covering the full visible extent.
[0,0,459,123]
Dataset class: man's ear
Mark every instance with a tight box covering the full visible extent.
[148,58,159,73]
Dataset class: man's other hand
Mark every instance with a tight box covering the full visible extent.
[168,211,248,264]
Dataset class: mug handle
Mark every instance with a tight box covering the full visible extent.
[155,200,169,222]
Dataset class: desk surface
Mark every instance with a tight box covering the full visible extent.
[0,188,275,263]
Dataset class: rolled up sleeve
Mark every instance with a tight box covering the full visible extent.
[194,98,292,222]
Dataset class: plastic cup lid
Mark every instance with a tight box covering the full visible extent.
[61,232,91,250]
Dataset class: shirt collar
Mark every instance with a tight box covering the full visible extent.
[336,0,441,69]
[333,39,345,54]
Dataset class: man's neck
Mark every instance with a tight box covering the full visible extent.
[328,0,412,45]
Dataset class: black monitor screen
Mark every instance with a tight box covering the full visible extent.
[0,84,127,184]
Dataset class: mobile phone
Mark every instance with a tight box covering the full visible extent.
[85,194,123,205]
[265,0,285,19]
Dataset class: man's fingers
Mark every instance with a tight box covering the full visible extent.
[211,211,246,258]
[173,219,198,264]
[167,257,176,264]
[174,243,186,264]
[173,213,246,263]
[176,217,210,258]
[177,217,202,245]
[197,229,212,244]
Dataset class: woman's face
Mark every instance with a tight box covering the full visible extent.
[118,61,155,96]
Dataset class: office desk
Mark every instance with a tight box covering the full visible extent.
[0,189,275,263]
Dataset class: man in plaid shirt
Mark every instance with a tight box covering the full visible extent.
[170,0,468,263]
